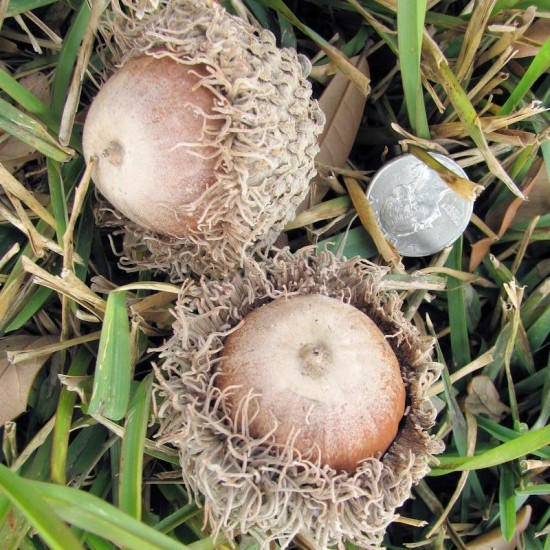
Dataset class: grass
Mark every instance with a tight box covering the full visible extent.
[0,0,549,548]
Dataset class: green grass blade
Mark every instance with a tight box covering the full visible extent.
[476,416,550,459]
[316,226,377,260]
[445,238,471,370]
[88,290,131,421]
[47,159,68,244]
[119,375,153,519]
[533,355,550,430]
[0,465,83,550]
[30,481,190,550]
[84,534,116,550]
[154,502,201,534]
[499,465,516,542]
[516,484,550,496]
[5,1,58,16]
[89,414,180,466]
[499,37,550,115]
[52,349,93,484]
[397,0,429,138]
[0,97,72,162]
[430,424,550,475]
[4,286,53,333]
[0,68,58,131]
[527,305,550,352]
[427,314,468,452]
[50,1,92,119]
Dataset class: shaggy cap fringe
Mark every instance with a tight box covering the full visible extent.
[155,248,444,549]
[94,0,325,280]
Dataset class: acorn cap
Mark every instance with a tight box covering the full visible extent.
[155,249,444,549]
[217,294,406,472]
[90,0,325,279]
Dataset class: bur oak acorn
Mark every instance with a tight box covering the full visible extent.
[217,294,406,472]
[83,0,325,278]
[155,249,444,549]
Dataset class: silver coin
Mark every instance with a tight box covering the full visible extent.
[366,153,473,257]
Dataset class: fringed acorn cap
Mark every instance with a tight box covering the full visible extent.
[86,0,325,279]
[155,248,444,548]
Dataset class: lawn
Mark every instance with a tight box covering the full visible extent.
[0,0,549,549]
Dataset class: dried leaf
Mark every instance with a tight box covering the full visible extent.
[512,18,550,59]
[469,158,543,270]
[479,7,536,65]
[17,72,51,105]
[308,54,370,206]
[317,54,370,168]
[514,161,550,225]
[464,375,510,421]
[466,505,532,550]
[0,334,57,424]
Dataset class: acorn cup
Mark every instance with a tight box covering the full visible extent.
[83,0,325,280]
[154,248,444,549]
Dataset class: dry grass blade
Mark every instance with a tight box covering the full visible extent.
[417,266,495,287]
[0,199,68,259]
[409,145,482,201]
[20,256,106,317]
[0,162,56,227]
[422,31,525,200]
[63,157,94,271]
[454,0,496,84]
[344,176,403,271]
[480,7,536,66]
[59,0,109,145]
[0,243,20,272]
[391,122,448,153]
[434,104,548,140]
[347,0,396,41]
[4,332,100,365]
[285,196,351,230]
[428,347,496,397]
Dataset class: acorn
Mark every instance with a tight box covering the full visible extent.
[83,0,324,279]
[155,249,444,548]
[217,293,406,472]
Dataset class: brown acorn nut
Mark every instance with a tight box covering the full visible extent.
[83,55,221,237]
[216,294,406,472]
